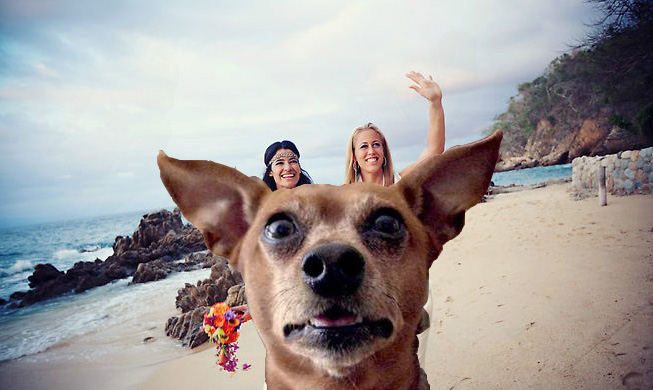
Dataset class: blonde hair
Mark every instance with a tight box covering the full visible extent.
[344,123,395,186]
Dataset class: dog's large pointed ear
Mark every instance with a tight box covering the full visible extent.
[396,130,502,247]
[157,151,270,264]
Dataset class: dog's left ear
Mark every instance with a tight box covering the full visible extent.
[157,151,270,266]
[396,130,502,249]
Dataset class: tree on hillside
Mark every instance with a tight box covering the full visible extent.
[486,0,653,159]
[583,0,653,141]
[583,0,653,92]
[584,0,653,43]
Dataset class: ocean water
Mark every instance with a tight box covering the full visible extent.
[491,163,572,187]
[0,210,148,301]
[0,164,572,364]
[0,268,210,363]
[0,208,210,364]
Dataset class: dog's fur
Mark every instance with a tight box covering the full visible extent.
[157,130,502,389]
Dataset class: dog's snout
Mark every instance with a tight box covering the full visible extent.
[301,244,365,298]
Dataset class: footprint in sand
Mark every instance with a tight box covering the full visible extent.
[622,371,643,388]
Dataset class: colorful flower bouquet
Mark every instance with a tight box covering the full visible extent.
[203,302,252,372]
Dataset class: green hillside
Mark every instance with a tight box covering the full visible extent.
[486,0,653,160]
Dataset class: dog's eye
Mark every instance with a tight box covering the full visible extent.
[265,217,296,240]
[373,214,401,235]
[366,208,405,238]
[362,208,405,255]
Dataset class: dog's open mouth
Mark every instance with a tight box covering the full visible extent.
[283,306,393,351]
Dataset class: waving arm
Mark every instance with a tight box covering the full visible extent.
[400,71,446,177]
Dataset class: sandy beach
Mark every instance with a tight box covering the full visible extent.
[2,182,651,389]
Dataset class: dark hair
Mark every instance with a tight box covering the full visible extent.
[262,140,313,191]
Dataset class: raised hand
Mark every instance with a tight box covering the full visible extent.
[230,304,252,322]
[406,71,442,103]
[399,71,446,177]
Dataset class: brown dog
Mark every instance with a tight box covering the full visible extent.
[157,130,502,389]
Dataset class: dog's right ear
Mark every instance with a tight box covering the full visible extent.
[157,151,270,265]
[396,130,502,251]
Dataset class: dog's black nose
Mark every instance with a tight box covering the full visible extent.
[301,244,365,298]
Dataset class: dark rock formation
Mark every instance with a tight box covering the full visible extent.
[107,208,205,270]
[165,307,210,348]
[165,259,246,348]
[130,251,218,284]
[175,257,244,313]
[8,208,206,308]
[226,284,247,308]
[28,263,65,288]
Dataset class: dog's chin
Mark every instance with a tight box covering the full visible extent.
[282,305,394,376]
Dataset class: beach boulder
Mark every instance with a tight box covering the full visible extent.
[27,263,64,288]
[165,259,246,347]
[166,306,210,348]
[113,208,184,257]
[174,258,243,313]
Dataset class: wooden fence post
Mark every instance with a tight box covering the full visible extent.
[598,165,607,206]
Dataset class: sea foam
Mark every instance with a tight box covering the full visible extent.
[8,260,33,273]
[53,246,114,263]
[0,268,210,363]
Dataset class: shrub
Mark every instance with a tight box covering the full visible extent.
[609,112,634,132]
[634,102,653,144]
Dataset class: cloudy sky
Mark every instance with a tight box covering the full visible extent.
[0,0,599,227]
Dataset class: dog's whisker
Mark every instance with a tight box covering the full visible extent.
[270,288,300,314]
[270,286,295,302]
[345,375,362,390]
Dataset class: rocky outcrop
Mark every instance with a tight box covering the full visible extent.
[495,156,539,172]
[165,259,246,348]
[166,306,211,348]
[107,208,205,270]
[497,113,649,171]
[8,208,206,308]
[528,117,610,165]
[130,251,218,284]
[28,263,65,287]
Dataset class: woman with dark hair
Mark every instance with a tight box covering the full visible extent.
[232,140,314,322]
[262,140,313,191]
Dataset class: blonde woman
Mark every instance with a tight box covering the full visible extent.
[345,71,445,186]
[345,71,445,369]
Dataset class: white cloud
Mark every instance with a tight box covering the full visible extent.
[0,0,600,226]
[33,63,60,78]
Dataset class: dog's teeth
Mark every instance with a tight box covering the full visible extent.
[310,313,363,328]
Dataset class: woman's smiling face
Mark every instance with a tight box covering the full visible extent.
[269,149,301,189]
[354,128,385,175]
